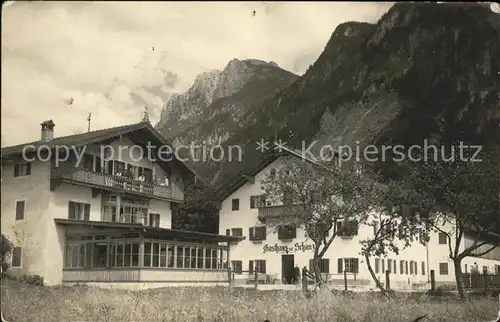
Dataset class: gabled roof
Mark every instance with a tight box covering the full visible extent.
[1,121,201,180]
[211,146,329,203]
[2,122,146,157]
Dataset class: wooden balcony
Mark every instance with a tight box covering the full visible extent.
[257,204,303,223]
[51,167,183,202]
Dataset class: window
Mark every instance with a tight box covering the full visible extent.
[405,261,409,275]
[393,260,397,274]
[92,243,108,268]
[338,258,359,273]
[438,232,447,245]
[231,260,242,274]
[278,225,296,240]
[309,258,330,273]
[149,213,160,227]
[110,242,139,268]
[231,228,243,237]
[114,161,126,176]
[225,229,230,236]
[102,194,149,224]
[144,242,178,268]
[249,260,266,274]
[381,259,385,273]
[422,261,426,275]
[14,162,31,177]
[68,201,90,220]
[400,260,404,275]
[387,259,392,273]
[250,195,266,209]
[231,199,239,211]
[375,258,380,274]
[12,247,22,267]
[337,220,359,236]
[15,200,25,220]
[439,262,449,275]
[142,168,153,183]
[249,226,267,241]
[409,261,414,275]
[495,265,500,274]
[82,154,94,172]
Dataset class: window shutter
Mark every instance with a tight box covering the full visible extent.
[14,164,19,177]
[249,227,254,240]
[354,259,359,274]
[68,201,75,219]
[324,259,330,273]
[26,163,31,175]
[338,258,343,273]
[249,260,254,274]
[84,203,90,221]
[225,229,230,236]
[15,201,25,220]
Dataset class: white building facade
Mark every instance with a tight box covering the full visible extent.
[1,119,241,289]
[216,150,500,290]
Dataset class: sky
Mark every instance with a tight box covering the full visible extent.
[1,1,393,146]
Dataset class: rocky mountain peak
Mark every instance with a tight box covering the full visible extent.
[156,58,298,140]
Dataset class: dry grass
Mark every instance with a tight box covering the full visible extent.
[1,279,498,322]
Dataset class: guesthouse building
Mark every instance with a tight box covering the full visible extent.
[214,147,500,290]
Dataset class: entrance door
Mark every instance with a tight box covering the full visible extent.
[281,254,295,284]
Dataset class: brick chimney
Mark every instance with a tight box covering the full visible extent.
[40,120,55,142]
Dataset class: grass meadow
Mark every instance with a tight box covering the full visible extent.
[1,279,499,322]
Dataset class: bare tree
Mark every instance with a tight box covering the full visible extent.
[360,177,432,294]
[260,156,372,285]
[407,147,500,300]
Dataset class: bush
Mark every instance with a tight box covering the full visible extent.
[1,234,13,276]
[18,274,44,286]
[432,284,457,296]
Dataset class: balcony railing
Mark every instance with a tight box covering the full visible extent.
[257,204,303,223]
[51,167,180,201]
